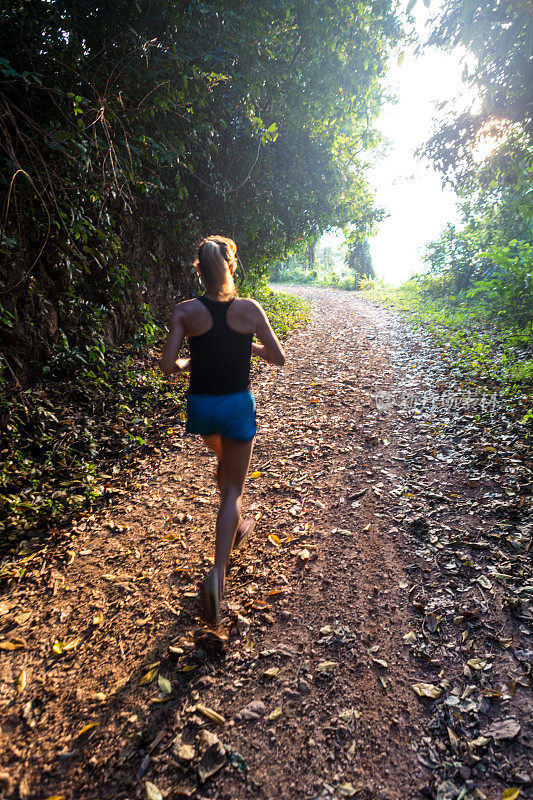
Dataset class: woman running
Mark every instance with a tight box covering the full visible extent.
[160,235,285,625]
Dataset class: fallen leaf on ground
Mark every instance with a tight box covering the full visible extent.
[332,528,353,536]
[139,666,159,686]
[197,733,226,782]
[0,638,26,650]
[469,736,490,749]
[467,658,488,670]
[339,708,361,723]
[196,703,225,726]
[174,786,196,797]
[77,722,99,736]
[263,667,279,678]
[52,638,79,656]
[145,782,162,800]
[483,718,521,741]
[316,661,339,673]
[347,741,357,760]
[226,746,248,772]
[157,675,172,695]
[16,670,26,693]
[338,782,359,797]
[412,682,442,699]
[447,726,459,754]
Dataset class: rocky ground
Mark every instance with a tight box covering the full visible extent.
[0,286,531,800]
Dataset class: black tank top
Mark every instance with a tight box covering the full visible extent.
[187,295,253,395]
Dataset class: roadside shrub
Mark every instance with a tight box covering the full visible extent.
[467,240,533,331]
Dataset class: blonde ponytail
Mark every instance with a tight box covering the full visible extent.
[195,235,238,295]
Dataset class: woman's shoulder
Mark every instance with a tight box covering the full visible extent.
[229,297,264,323]
[233,296,264,313]
[168,298,210,332]
[171,297,205,316]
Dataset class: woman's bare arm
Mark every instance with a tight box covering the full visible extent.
[160,306,187,375]
[252,302,286,366]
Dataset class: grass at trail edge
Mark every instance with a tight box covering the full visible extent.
[361,283,533,429]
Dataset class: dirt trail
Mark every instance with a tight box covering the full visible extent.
[1,286,531,800]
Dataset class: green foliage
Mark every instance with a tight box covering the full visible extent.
[0,346,185,547]
[270,231,376,289]
[423,0,533,190]
[420,1,532,259]
[467,240,533,330]
[270,241,349,286]
[344,239,375,287]
[269,238,379,292]
[327,272,378,291]
[253,285,308,336]
[270,249,319,285]
[0,0,403,387]
[358,275,382,291]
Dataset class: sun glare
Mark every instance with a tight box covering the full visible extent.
[472,119,512,163]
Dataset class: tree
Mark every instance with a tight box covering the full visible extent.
[422,0,533,187]
[347,241,375,288]
[306,241,317,271]
[418,0,532,310]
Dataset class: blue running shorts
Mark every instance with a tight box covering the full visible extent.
[186,391,256,441]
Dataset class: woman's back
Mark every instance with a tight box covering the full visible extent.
[187,296,252,395]
[180,295,259,337]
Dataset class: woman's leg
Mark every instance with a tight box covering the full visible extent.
[202,433,252,548]
[202,433,223,461]
[202,433,224,490]
[213,437,254,595]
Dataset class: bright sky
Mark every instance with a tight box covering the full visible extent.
[322,0,478,286]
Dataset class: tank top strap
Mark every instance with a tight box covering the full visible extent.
[198,295,235,325]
